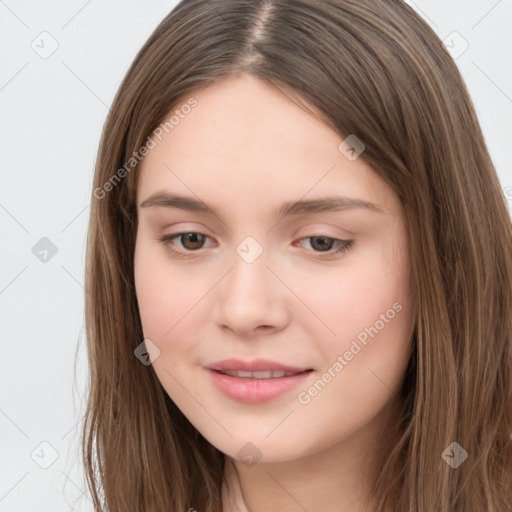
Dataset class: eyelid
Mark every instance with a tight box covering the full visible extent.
[293,222,356,238]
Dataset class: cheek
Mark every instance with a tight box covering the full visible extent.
[134,242,208,410]
[319,241,411,388]
[134,240,199,351]
[303,237,409,347]
[298,233,413,407]
[293,272,412,444]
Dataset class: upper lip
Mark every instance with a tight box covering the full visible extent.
[205,358,311,373]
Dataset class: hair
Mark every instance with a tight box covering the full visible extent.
[81,0,512,510]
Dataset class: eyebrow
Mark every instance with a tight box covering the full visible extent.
[139,192,386,217]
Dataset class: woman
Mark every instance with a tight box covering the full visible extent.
[82,1,512,510]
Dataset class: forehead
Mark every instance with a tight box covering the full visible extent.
[137,74,398,217]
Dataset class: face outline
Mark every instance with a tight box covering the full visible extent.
[133,73,414,469]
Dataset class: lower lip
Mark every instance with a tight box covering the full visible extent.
[206,369,313,404]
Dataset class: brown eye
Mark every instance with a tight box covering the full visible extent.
[158,232,214,255]
[177,232,207,250]
[297,236,355,257]
[309,236,336,252]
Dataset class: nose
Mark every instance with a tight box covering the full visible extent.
[214,246,290,337]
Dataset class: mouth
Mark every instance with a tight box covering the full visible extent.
[204,359,314,403]
[206,358,312,374]
[212,369,310,379]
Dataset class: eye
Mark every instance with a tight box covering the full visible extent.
[295,236,355,257]
[157,232,355,259]
[158,231,214,256]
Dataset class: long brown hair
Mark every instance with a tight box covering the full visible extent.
[82,0,512,510]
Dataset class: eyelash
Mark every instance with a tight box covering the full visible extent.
[157,232,355,259]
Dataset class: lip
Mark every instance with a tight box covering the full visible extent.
[205,358,311,373]
[204,359,313,404]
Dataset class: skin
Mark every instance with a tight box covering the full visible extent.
[134,73,414,512]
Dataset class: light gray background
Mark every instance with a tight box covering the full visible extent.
[0,1,511,510]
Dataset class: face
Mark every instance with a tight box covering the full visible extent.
[134,74,413,464]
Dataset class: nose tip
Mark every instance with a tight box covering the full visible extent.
[214,250,289,336]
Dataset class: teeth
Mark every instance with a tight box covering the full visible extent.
[219,369,301,379]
